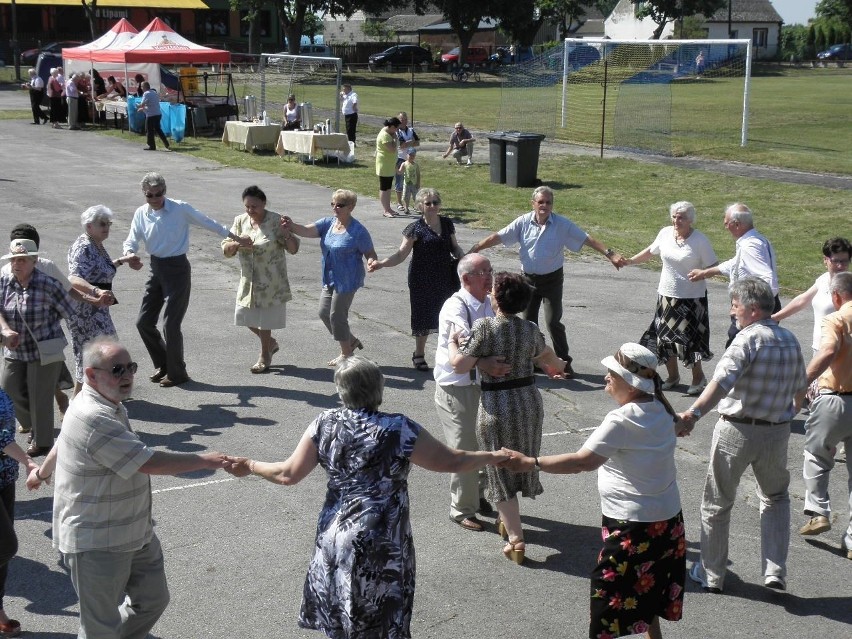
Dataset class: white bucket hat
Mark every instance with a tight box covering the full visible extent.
[1,239,40,261]
[600,342,659,394]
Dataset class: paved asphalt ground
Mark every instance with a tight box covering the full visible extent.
[1,89,850,638]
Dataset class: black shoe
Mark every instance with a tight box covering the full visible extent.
[478,498,496,516]
[159,375,189,388]
[564,362,575,378]
[149,368,167,383]
[143,146,155,151]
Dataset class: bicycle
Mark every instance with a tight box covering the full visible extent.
[450,63,482,83]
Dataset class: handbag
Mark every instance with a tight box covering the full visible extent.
[17,299,66,366]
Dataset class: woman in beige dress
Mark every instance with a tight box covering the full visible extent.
[222,185,300,373]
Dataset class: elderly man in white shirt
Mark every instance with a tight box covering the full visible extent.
[22,68,48,125]
[433,253,510,531]
[123,172,251,387]
[689,202,780,346]
[64,73,81,130]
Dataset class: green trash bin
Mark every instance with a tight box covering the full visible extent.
[504,132,545,188]
[487,132,507,184]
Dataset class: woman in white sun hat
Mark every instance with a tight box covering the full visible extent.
[504,342,686,639]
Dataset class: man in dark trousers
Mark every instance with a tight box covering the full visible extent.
[136,82,170,151]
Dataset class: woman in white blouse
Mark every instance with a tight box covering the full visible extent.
[625,201,718,396]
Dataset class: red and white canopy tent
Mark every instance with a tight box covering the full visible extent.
[62,18,231,94]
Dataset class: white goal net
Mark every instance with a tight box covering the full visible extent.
[498,38,752,157]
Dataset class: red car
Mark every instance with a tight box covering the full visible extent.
[440,47,488,68]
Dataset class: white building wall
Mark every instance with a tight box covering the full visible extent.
[706,23,779,58]
[605,0,675,40]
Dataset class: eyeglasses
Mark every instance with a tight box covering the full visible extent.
[94,362,138,378]
[331,202,349,208]
[424,201,440,206]
[144,190,165,199]
[97,221,112,228]
[471,269,493,277]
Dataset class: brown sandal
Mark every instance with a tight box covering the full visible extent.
[503,540,525,565]
[250,356,270,374]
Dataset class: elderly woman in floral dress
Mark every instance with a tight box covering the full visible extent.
[222,185,300,373]
[67,205,141,394]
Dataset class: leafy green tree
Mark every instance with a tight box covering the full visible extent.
[229,0,267,54]
[496,0,546,46]
[632,0,726,39]
[671,15,707,39]
[81,0,99,41]
[817,0,852,40]
[303,12,324,43]
[431,0,502,66]
[780,24,809,61]
[815,25,826,50]
[534,0,591,41]
[594,0,618,14]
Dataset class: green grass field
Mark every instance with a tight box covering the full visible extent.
[1,65,848,293]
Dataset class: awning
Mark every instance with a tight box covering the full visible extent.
[0,0,210,8]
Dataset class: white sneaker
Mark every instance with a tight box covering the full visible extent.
[466,158,473,166]
[764,575,786,591]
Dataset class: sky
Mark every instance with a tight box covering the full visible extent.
[771,0,819,25]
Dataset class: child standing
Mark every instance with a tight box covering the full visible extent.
[398,148,421,214]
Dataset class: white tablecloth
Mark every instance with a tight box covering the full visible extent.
[222,121,281,152]
[276,131,351,157]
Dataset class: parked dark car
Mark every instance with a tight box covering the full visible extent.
[488,46,535,68]
[441,46,489,68]
[20,40,83,66]
[816,43,852,61]
[368,45,432,68]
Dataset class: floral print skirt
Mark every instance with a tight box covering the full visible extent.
[589,511,686,639]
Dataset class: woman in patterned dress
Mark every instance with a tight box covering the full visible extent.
[368,188,464,371]
[504,343,685,639]
[222,185,300,373]
[625,201,718,396]
[447,272,566,564]
[67,206,138,394]
[226,356,507,639]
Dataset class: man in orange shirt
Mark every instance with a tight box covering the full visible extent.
[798,270,852,561]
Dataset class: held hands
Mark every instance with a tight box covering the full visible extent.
[26,466,50,491]
[124,255,144,270]
[235,234,254,249]
[222,455,253,477]
[478,355,511,378]
[687,269,705,282]
[95,290,115,308]
[366,258,382,273]
[280,216,294,232]
[608,252,627,270]
[499,448,535,472]
[674,412,697,437]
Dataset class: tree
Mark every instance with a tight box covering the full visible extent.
[303,12,324,43]
[631,0,726,40]
[780,24,809,61]
[496,0,546,46]
[817,0,852,40]
[536,0,593,41]
[671,15,707,39]
[81,0,98,42]
[432,0,503,67]
[229,0,266,54]
[594,0,618,15]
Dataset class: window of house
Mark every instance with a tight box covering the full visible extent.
[753,28,768,48]
[634,1,647,18]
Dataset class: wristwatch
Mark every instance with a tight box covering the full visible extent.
[604,248,615,257]
[688,406,702,420]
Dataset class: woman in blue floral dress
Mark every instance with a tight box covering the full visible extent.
[227,356,507,639]
[368,188,464,371]
[67,205,138,391]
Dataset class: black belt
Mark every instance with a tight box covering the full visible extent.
[481,376,535,392]
[523,267,563,281]
[818,390,852,396]
[721,414,787,426]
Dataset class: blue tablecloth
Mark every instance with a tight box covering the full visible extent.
[126,97,186,143]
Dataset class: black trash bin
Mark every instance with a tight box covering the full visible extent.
[487,132,507,184]
[504,132,545,188]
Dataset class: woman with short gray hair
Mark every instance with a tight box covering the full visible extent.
[625,201,718,395]
[227,355,507,638]
[67,205,138,392]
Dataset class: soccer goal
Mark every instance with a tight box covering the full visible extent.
[497,38,752,157]
[248,53,343,132]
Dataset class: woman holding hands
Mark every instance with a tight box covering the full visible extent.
[226,356,507,639]
[504,343,685,639]
[368,188,464,370]
[282,189,376,366]
[222,186,300,373]
[625,202,717,395]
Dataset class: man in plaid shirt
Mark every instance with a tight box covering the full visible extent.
[677,277,807,593]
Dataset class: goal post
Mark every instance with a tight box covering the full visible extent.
[254,53,343,132]
[557,38,753,156]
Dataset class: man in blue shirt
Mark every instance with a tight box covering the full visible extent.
[123,172,252,387]
[469,186,625,375]
[136,82,170,152]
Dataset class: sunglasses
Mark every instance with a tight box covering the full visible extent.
[144,190,165,198]
[95,362,138,378]
[331,202,349,208]
[96,221,112,228]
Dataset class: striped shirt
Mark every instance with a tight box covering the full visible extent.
[52,385,154,554]
[713,319,807,423]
